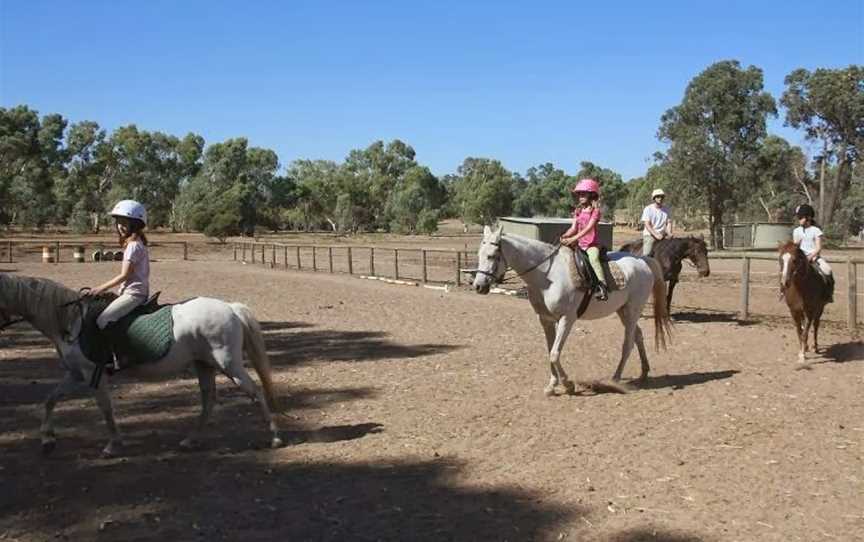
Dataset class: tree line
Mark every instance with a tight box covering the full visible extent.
[1,61,860,248]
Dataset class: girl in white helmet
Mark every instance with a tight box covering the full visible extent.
[87,200,151,370]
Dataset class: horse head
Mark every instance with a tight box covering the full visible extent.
[472,225,506,294]
[778,241,806,290]
[686,236,711,277]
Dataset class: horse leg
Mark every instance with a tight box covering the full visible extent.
[180,362,217,450]
[92,378,123,457]
[219,349,282,448]
[540,318,561,396]
[792,311,806,362]
[40,373,79,454]
[547,316,577,396]
[613,306,639,381]
[666,278,677,314]
[813,307,824,353]
[633,324,650,380]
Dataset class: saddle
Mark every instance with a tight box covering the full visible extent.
[79,292,175,373]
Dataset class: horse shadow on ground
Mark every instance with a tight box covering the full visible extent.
[807,341,864,366]
[670,307,757,326]
[576,369,739,396]
[260,320,463,368]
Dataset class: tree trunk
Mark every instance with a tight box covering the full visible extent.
[709,197,724,249]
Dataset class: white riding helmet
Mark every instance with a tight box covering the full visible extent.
[651,188,666,198]
[110,200,147,226]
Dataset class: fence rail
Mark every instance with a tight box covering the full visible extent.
[234,242,475,287]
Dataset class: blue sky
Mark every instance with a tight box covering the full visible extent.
[1,0,861,180]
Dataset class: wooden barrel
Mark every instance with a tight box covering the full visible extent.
[42,246,55,263]
[73,246,85,263]
[92,250,102,262]
[102,250,115,262]
[113,251,124,261]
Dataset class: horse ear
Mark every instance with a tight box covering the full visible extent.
[483,225,492,238]
[494,225,503,240]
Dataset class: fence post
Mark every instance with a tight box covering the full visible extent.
[312,247,317,271]
[251,243,256,264]
[347,247,353,275]
[421,250,427,283]
[456,251,462,286]
[260,244,265,265]
[739,256,750,320]
[233,244,237,261]
[296,246,301,269]
[848,257,857,334]
[283,246,288,269]
[370,248,375,276]
[183,242,188,261]
[328,247,333,273]
[55,241,60,264]
[394,249,399,280]
[271,244,276,267]
[7,241,11,263]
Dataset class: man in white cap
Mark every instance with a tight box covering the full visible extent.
[640,188,672,256]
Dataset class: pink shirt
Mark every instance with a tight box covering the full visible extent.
[118,240,150,297]
[563,206,601,249]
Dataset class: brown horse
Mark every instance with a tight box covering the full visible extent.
[779,241,830,362]
[619,236,711,312]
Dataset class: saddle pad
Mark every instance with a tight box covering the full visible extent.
[565,250,628,291]
[114,306,174,365]
[79,295,174,366]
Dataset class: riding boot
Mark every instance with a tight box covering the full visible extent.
[595,282,609,301]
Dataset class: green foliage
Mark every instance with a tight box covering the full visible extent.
[512,163,574,217]
[658,60,777,247]
[453,158,514,225]
[781,65,863,228]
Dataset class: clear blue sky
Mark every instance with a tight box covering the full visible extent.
[1,0,861,180]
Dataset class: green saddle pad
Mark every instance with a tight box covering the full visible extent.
[79,294,174,366]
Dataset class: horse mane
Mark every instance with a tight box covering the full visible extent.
[0,274,81,338]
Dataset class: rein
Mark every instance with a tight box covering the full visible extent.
[482,240,561,281]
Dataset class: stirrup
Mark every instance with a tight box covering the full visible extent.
[594,283,609,301]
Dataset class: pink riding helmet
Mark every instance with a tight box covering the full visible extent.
[571,178,600,195]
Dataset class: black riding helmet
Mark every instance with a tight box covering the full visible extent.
[795,204,815,219]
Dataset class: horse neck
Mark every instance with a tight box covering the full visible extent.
[501,235,555,273]
[2,278,76,341]
[500,235,558,281]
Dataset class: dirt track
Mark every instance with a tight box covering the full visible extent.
[1,259,862,541]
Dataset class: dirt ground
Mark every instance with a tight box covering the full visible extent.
[1,255,862,541]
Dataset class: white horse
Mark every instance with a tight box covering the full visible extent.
[0,273,283,456]
[472,226,672,396]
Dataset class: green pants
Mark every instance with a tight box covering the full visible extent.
[586,246,606,285]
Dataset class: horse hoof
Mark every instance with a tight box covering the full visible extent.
[41,440,56,455]
[543,387,556,397]
[101,442,122,458]
[271,436,285,449]
[562,382,577,395]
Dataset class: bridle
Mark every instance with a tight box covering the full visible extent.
[473,239,561,285]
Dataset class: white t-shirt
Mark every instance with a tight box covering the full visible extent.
[119,240,150,297]
[641,205,671,236]
[793,225,823,256]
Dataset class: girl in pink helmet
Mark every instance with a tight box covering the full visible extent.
[560,179,608,300]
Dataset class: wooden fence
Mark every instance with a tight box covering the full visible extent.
[234,242,475,286]
[0,240,189,263]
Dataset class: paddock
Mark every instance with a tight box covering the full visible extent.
[0,258,862,541]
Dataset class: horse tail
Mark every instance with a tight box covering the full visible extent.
[229,302,282,413]
[645,257,673,350]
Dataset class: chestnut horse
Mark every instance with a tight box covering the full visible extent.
[779,241,830,362]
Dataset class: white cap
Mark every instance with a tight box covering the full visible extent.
[651,188,666,198]
[110,200,147,226]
